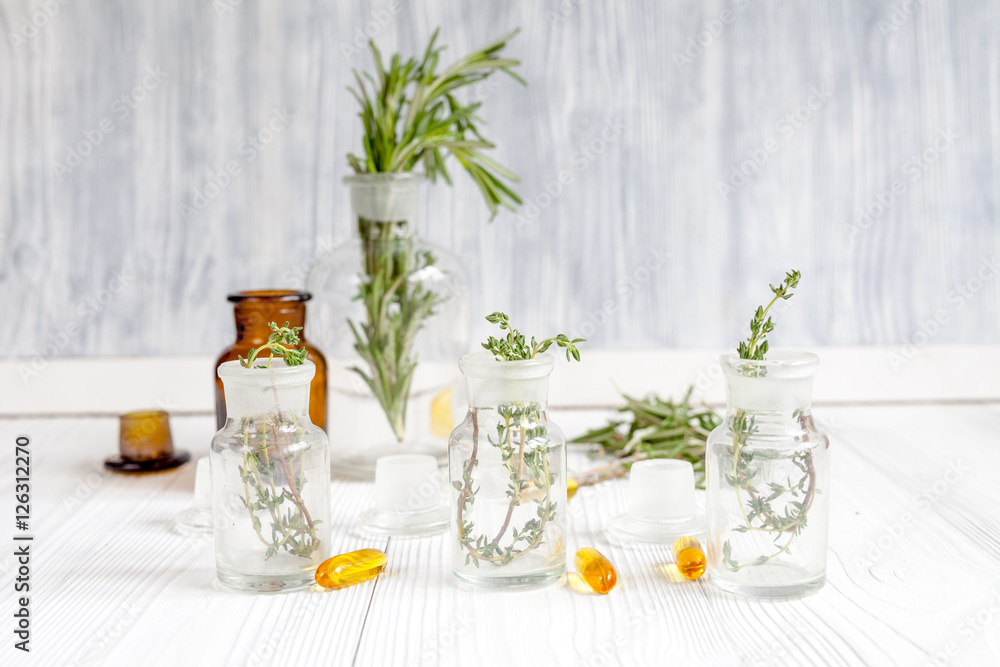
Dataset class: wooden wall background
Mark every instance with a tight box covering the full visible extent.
[1,0,997,360]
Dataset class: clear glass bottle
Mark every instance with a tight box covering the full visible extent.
[211,359,331,592]
[705,351,831,598]
[306,174,469,479]
[448,352,567,589]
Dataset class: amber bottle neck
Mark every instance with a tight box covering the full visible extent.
[233,302,308,348]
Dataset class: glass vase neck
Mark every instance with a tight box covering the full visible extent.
[228,290,311,347]
[459,352,554,408]
[345,173,423,239]
[217,360,315,421]
[719,351,818,414]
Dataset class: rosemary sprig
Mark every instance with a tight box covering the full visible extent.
[570,388,721,489]
[724,269,814,572]
[235,322,320,560]
[346,30,524,441]
[348,244,441,441]
[347,28,525,217]
[482,312,585,362]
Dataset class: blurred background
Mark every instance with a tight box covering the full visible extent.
[0,0,997,358]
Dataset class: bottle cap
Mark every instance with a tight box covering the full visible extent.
[609,460,706,544]
[358,454,448,538]
[105,410,190,473]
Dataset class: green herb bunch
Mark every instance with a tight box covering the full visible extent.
[456,402,557,567]
[481,312,585,362]
[239,322,309,369]
[455,314,583,567]
[346,30,524,443]
[571,388,721,489]
[236,322,320,560]
[347,28,525,216]
[348,245,440,441]
[723,269,817,572]
[737,269,801,362]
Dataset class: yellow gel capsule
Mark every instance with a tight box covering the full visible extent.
[567,477,579,501]
[673,536,706,580]
[575,547,617,594]
[315,548,387,590]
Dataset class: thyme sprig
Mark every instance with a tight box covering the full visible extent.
[235,321,320,560]
[737,269,801,362]
[571,388,721,489]
[455,402,557,567]
[724,270,815,572]
[455,314,582,567]
[482,312,585,362]
[239,322,308,369]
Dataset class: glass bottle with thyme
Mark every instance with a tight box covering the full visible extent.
[448,314,583,588]
[210,324,331,592]
[705,271,831,598]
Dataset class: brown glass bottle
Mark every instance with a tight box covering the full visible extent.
[215,290,328,430]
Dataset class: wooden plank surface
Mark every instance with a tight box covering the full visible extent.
[1,403,998,666]
[0,0,997,358]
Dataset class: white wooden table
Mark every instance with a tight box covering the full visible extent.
[2,348,999,666]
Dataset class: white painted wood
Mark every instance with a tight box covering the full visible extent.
[0,1,997,358]
[1,403,998,666]
[2,346,998,416]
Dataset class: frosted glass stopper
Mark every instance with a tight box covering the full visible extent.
[374,454,440,514]
[628,460,696,521]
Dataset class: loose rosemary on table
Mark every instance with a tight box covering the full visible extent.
[346,29,525,442]
[571,388,721,489]
[236,322,321,560]
[455,314,583,567]
[722,269,819,572]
